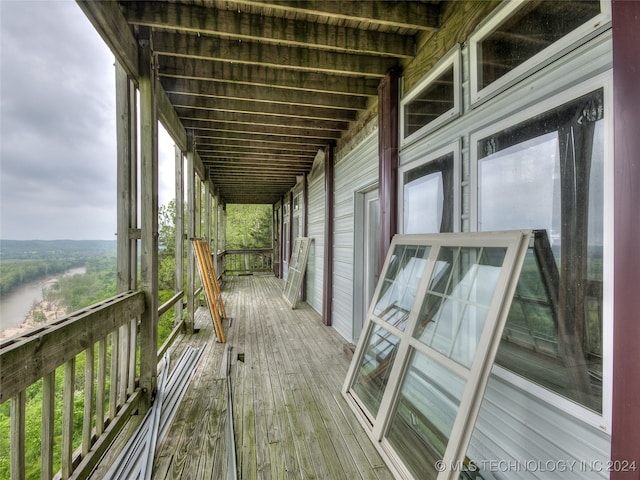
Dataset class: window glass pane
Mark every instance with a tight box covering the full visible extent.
[478,1,601,90]
[479,89,604,412]
[351,324,401,417]
[404,65,454,138]
[386,351,466,479]
[414,247,507,368]
[403,153,454,234]
[373,245,431,330]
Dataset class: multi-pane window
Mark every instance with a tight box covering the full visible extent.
[475,88,605,413]
[344,231,531,480]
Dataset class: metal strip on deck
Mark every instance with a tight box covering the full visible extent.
[103,346,204,480]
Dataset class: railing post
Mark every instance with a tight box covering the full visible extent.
[138,25,159,411]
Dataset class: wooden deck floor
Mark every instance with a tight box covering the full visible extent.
[152,274,393,480]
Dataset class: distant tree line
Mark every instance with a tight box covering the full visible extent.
[0,259,84,296]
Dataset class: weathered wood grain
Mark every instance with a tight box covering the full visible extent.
[147,275,393,479]
[0,291,144,403]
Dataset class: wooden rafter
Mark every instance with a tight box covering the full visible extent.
[92,0,445,204]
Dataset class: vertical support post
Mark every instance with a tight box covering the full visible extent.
[220,202,227,273]
[377,68,401,274]
[138,26,158,411]
[186,133,196,333]
[322,144,334,326]
[205,179,212,243]
[302,172,309,301]
[175,145,184,326]
[279,196,285,278]
[196,174,202,239]
[288,191,294,262]
[213,188,219,274]
[116,61,135,294]
[611,1,640,476]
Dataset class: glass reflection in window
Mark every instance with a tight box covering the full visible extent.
[351,324,401,418]
[478,89,604,412]
[404,152,455,234]
[385,351,466,479]
[373,245,430,330]
[414,247,506,368]
[477,1,602,90]
[404,65,455,138]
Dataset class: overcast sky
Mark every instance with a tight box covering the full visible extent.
[1,1,175,240]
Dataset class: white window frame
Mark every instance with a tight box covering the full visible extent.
[469,0,611,105]
[343,231,532,480]
[398,140,461,234]
[470,72,614,432]
[401,45,462,147]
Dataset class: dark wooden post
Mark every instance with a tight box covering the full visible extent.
[302,172,309,302]
[611,0,640,475]
[186,132,196,334]
[138,26,159,412]
[322,144,335,326]
[378,68,401,273]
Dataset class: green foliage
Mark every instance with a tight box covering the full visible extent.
[226,204,272,249]
[45,257,117,311]
[0,240,116,296]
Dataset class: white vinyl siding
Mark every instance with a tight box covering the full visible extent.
[396,20,612,480]
[306,158,325,314]
[332,131,378,342]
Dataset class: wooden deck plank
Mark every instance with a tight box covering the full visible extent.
[144,274,394,480]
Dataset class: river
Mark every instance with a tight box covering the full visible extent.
[0,266,86,333]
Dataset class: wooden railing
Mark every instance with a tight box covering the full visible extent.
[0,291,145,480]
[224,248,274,275]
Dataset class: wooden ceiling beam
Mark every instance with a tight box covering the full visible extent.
[200,156,314,166]
[233,1,440,31]
[195,140,319,154]
[158,57,379,97]
[176,108,347,132]
[183,120,342,140]
[171,96,355,123]
[153,32,398,77]
[160,77,367,111]
[124,2,415,57]
[198,148,316,159]
[191,130,329,147]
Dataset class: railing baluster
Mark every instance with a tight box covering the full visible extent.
[118,324,129,407]
[109,330,120,419]
[1,292,145,479]
[96,338,107,436]
[10,391,25,480]
[82,345,95,457]
[42,371,55,479]
[61,358,76,479]
[128,318,137,394]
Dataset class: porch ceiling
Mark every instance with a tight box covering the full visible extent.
[115,0,442,205]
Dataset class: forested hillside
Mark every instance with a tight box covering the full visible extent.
[0,240,116,296]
